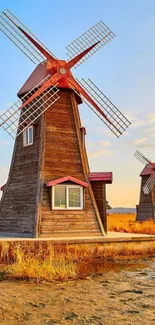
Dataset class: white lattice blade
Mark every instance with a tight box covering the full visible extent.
[0,75,60,139]
[143,187,150,195]
[69,82,119,137]
[17,86,60,137]
[66,21,115,68]
[75,78,131,137]
[134,150,153,166]
[0,9,56,64]
[143,172,155,194]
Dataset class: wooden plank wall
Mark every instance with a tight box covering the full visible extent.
[90,181,107,232]
[39,91,103,237]
[136,175,154,221]
[151,183,155,219]
[0,89,105,238]
[0,122,41,235]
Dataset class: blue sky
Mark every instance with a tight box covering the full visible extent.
[0,0,155,207]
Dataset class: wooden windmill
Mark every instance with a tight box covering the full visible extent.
[0,9,131,238]
[134,150,155,221]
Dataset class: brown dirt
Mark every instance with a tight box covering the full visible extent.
[0,259,155,325]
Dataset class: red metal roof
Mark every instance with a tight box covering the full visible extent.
[17,62,82,105]
[18,61,49,97]
[140,164,155,176]
[88,172,113,183]
[46,176,88,188]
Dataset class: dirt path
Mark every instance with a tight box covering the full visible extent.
[0,259,155,325]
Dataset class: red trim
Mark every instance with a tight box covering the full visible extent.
[80,127,86,135]
[88,172,112,184]
[0,184,6,191]
[46,176,88,188]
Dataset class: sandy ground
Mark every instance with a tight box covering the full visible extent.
[0,259,155,325]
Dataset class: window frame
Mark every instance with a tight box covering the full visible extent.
[52,184,84,210]
[23,125,34,147]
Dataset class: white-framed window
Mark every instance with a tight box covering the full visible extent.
[23,125,33,147]
[52,184,84,210]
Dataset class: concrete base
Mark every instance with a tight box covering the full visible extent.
[0,232,154,244]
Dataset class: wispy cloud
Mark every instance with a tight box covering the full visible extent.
[126,111,155,130]
[128,136,155,148]
[97,140,111,147]
[86,140,112,158]
[88,148,111,158]
[137,143,155,148]
[128,137,148,146]
[131,119,148,128]
[86,140,94,148]
[147,113,155,123]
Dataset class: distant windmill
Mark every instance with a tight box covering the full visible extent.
[134,150,155,221]
[0,9,130,238]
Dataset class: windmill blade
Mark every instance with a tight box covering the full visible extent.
[70,78,130,137]
[0,75,60,139]
[134,150,153,166]
[66,21,115,68]
[143,172,155,195]
[0,9,57,64]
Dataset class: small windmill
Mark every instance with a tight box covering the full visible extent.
[0,9,131,238]
[134,150,155,221]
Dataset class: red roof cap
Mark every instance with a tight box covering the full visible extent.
[140,164,155,176]
[17,62,82,104]
[46,176,88,188]
[88,172,113,184]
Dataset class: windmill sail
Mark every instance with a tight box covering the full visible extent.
[134,150,153,166]
[0,75,60,139]
[0,9,131,140]
[71,78,130,137]
[0,9,56,64]
[66,21,115,68]
[143,171,155,194]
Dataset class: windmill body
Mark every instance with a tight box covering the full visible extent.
[136,164,155,221]
[134,150,155,221]
[0,10,130,238]
[0,88,110,237]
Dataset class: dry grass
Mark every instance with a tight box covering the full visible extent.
[0,240,155,282]
[0,242,77,282]
[1,213,155,282]
[0,214,155,282]
[108,213,155,235]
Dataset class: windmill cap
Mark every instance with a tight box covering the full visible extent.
[140,163,155,176]
[17,62,82,105]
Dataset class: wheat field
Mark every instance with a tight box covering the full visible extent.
[108,214,155,235]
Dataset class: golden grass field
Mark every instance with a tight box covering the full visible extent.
[108,213,155,235]
[1,239,155,282]
[0,214,155,282]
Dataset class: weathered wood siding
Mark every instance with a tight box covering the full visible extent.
[90,181,107,232]
[151,183,155,219]
[0,123,41,236]
[136,175,154,221]
[39,91,103,237]
[0,89,105,238]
